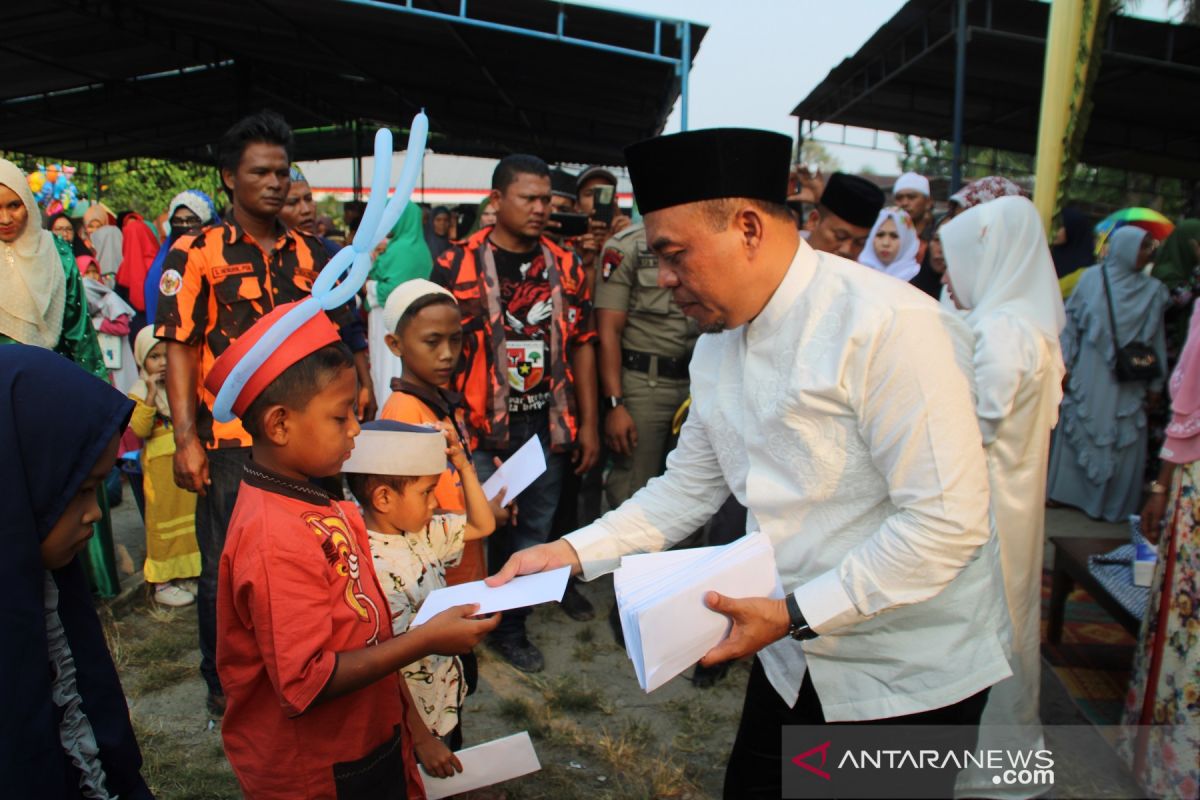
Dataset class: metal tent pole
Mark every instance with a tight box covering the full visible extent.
[951,0,968,192]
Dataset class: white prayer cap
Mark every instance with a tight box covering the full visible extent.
[892,172,930,197]
[342,420,447,477]
[382,279,456,336]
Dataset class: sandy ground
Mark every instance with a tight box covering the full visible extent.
[105,492,1148,799]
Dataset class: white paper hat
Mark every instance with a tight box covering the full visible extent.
[341,420,447,477]
[892,172,930,197]
[381,278,456,336]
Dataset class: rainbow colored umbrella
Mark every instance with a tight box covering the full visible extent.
[1094,207,1175,255]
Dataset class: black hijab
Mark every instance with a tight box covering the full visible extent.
[0,345,150,799]
[1051,207,1095,278]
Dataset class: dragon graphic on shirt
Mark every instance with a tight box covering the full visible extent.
[302,511,382,645]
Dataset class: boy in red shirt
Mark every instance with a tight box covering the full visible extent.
[206,301,500,799]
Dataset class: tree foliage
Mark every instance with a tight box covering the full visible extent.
[97,159,223,218]
[894,135,1191,217]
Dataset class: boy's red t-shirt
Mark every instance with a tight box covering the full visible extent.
[217,464,426,800]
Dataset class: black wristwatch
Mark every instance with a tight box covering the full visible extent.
[605,396,625,409]
[785,593,819,641]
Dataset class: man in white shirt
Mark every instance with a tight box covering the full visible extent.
[488,128,1012,798]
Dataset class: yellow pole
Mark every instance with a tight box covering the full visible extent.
[1032,0,1084,233]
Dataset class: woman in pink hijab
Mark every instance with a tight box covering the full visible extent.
[1119,302,1200,797]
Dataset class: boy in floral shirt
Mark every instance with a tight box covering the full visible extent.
[343,420,496,778]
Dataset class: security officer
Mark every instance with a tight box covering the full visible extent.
[595,222,698,509]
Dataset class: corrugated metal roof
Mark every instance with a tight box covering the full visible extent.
[2,0,705,165]
[791,0,1200,179]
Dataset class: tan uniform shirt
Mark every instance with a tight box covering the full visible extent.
[594,224,698,359]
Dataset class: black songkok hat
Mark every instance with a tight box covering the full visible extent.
[819,172,885,229]
[550,168,578,200]
[624,128,792,214]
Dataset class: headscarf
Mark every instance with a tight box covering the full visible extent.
[1150,218,1200,293]
[368,202,433,310]
[165,190,217,234]
[858,207,921,281]
[83,275,136,324]
[1080,226,1165,347]
[143,189,219,324]
[0,158,67,349]
[1050,207,1095,278]
[82,204,115,231]
[0,344,149,799]
[424,205,453,260]
[130,326,170,418]
[467,196,496,236]
[116,212,160,312]
[941,195,1066,342]
[89,226,123,278]
[949,176,1024,212]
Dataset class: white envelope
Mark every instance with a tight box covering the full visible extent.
[420,731,540,799]
[410,566,571,627]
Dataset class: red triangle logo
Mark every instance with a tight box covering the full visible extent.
[791,740,832,780]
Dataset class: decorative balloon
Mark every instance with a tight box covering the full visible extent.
[27,163,80,213]
[212,112,429,423]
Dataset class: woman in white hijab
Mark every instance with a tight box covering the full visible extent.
[940,195,1066,800]
[858,206,921,282]
[0,158,106,375]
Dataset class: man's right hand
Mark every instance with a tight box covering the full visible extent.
[605,404,638,456]
[485,540,582,587]
[173,436,211,496]
[420,603,502,655]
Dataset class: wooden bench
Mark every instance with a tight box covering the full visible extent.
[1047,536,1142,643]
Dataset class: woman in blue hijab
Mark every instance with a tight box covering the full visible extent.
[0,345,151,799]
[143,190,219,325]
[1047,226,1169,521]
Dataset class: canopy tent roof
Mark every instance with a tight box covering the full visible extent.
[791,0,1200,180]
[2,0,705,166]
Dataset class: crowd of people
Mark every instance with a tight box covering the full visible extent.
[2,106,1199,800]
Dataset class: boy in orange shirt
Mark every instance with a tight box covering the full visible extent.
[377,279,515,584]
[206,301,499,799]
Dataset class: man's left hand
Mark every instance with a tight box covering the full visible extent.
[698,592,790,667]
[573,423,600,475]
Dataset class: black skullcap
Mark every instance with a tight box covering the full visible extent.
[624,128,791,214]
[550,168,578,200]
[819,173,885,229]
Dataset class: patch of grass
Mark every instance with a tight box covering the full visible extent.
[133,661,195,697]
[544,676,608,714]
[134,719,239,800]
[496,696,553,739]
[124,610,196,668]
[572,643,595,663]
[595,718,655,769]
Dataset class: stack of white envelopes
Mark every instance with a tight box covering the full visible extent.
[613,532,782,692]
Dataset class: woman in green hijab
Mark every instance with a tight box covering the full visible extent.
[366,202,434,402]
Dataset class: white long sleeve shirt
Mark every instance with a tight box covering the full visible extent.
[566,239,1012,722]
